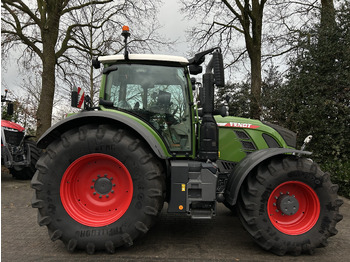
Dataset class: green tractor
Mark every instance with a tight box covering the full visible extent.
[32,26,343,255]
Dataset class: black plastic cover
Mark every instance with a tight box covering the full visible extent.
[263,122,297,148]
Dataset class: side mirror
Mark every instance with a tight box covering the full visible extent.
[189,64,202,75]
[7,103,13,116]
[214,106,229,117]
[212,51,225,87]
[71,88,78,107]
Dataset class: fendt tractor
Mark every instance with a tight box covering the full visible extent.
[1,90,41,179]
[31,26,343,256]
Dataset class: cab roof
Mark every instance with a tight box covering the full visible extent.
[98,54,189,65]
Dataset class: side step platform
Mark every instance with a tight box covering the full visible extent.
[190,206,215,219]
[167,160,218,219]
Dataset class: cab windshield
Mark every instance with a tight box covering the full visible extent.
[104,63,192,152]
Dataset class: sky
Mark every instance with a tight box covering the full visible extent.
[157,1,193,56]
[1,1,193,97]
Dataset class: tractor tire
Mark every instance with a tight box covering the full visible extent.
[237,156,343,256]
[31,124,165,254]
[10,139,41,180]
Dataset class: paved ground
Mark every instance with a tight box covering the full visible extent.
[2,169,350,262]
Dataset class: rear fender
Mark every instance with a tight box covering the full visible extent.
[224,148,312,205]
[37,111,170,159]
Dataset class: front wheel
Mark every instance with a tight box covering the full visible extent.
[31,125,165,254]
[237,156,343,255]
[10,139,41,180]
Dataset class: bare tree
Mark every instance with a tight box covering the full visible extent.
[58,0,167,105]
[181,0,266,119]
[262,0,342,62]
[1,0,162,138]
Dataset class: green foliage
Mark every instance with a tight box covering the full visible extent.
[323,160,350,199]
[1,101,19,122]
[261,65,287,124]
[1,97,37,135]
[1,106,12,121]
[215,81,250,118]
[275,2,350,197]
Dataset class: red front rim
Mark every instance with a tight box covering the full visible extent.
[60,153,133,227]
[267,181,320,235]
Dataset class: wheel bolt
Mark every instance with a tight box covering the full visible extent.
[104,174,108,177]
[99,195,102,199]
[93,192,96,195]
[90,186,94,189]
[110,177,113,180]
[92,179,96,182]
[111,190,114,193]
[113,184,116,187]
[106,194,109,198]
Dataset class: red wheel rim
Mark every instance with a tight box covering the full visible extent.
[60,153,133,227]
[267,181,320,235]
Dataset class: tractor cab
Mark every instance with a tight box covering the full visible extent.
[86,26,224,160]
[98,54,193,153]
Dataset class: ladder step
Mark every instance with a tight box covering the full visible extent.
[190,209,214,219]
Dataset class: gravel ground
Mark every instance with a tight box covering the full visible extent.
[2,168,350,262]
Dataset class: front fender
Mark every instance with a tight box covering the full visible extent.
[37,111,170,159]
[224,148,312,205]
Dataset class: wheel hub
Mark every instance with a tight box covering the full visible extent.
[93,176,113,195]
[276,194,299,216]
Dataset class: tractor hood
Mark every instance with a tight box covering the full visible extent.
[215,115,297,163]
[214,116,296,147]
[1,120,25,132]
[215,116,262,130]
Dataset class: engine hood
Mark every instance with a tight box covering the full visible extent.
[1,120,25,132]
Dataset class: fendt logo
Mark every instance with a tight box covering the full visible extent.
[217,122,260,129]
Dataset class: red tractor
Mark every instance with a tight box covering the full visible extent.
[1,89,41,179]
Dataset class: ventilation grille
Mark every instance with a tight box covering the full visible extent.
[262,134,281,148]
[3,129,24,146]
[220,161,236,171]
[240,141,256,150]
[234,130,249,140]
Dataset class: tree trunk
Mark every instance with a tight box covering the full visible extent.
[90,62,94,104]
[36,48,56,139]
[320,0,336,29]
[36,3,61,139]
[245,0,264,120]
[250,51,262,119]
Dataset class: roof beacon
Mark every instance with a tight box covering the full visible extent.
[121,25,130,60]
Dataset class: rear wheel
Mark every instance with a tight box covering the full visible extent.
[237,156,343,255]
[31,125,165,254]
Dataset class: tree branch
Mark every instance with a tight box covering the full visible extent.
[1,2,42,58]
[62,0,113,15]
